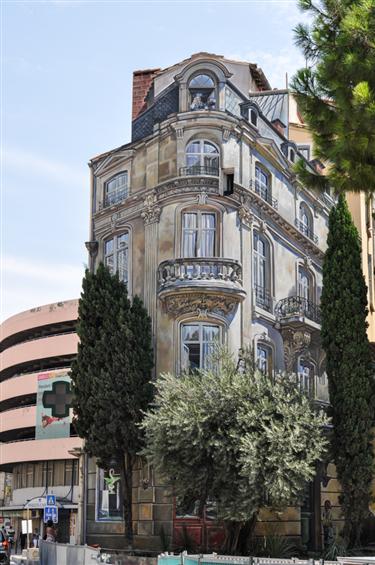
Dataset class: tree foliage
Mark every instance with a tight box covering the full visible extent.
[70,264,153,546]
[320,195,374,546]
[291,0,375,193]
[142,350,327,554]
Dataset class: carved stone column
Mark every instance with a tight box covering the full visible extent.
[141,192,161,335]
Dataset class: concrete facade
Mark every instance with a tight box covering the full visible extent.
[0,300,83,545]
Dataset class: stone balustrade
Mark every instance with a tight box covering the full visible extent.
[158,258,243,288]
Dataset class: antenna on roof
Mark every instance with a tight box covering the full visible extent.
[285,72,288,89]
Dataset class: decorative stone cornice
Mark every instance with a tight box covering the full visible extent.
[231,184,325,260]
[155,176,219,202]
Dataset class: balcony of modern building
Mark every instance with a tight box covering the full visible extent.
[158,257,246,305]
[0,405,36,436]
[274,295,321,331]
[1,300,78,345]
[0,333,78,382]
[0,437,83,471]
[0,371,41,413]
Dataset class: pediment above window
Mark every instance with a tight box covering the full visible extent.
[93,150,135,176]
[175,59,232,85]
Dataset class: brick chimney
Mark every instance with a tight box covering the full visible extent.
[132,68,160,120]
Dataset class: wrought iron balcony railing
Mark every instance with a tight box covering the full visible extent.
[295,219,319,244]
[158,257,242,288]
[275,295,321,324]
[179,165,219,177]
[253,284,272,312]
[250,179,278,210]
[99,187,129,209]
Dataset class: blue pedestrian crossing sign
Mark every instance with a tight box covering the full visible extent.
[44,505,58,524]
[46,495,56,506]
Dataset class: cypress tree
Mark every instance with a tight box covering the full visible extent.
[320,195,374,546]
[71,264,153,547]
[290,0,375,194]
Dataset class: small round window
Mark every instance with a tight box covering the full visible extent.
[189,74,216,111]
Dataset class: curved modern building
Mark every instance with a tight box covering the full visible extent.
[0,299,82,543]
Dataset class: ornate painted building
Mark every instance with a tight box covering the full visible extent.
[85,53,339,551]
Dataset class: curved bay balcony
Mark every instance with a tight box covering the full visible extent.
[158,258,246,319]
[179,165,219,177]
[275,295,321,328]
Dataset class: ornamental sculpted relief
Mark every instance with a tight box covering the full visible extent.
[141,191,161,225]
[163,293,238,319]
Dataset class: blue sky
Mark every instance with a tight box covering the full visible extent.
[2,0,308,321]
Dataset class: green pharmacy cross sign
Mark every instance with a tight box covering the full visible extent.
[42,381,73,418]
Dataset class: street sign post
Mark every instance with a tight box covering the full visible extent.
[46,495,56,506]
[43,505,58,524]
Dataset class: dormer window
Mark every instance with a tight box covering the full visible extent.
[250,108,258,127]
[104,172,128,207]
[189,74,216,111]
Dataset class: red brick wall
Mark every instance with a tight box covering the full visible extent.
[132,69,160,120]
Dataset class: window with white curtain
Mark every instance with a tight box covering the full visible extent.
[182,212,216,257]
[253,231,271,310]
[181,323,220,371]
[185,140,219,175]
[104,232,129,283]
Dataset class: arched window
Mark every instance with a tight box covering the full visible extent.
[253,231,271,311]
[298,202,314,240]
[181,322,220,371]
[189,74,216,111]
[298,266,312,301]
[257,342,273,375]
[255,165,271,204]
[298,358,315,398]
[104,232,129,283]
[185,140,219,176]
[182,210,216,257]
[104,172,128,207]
